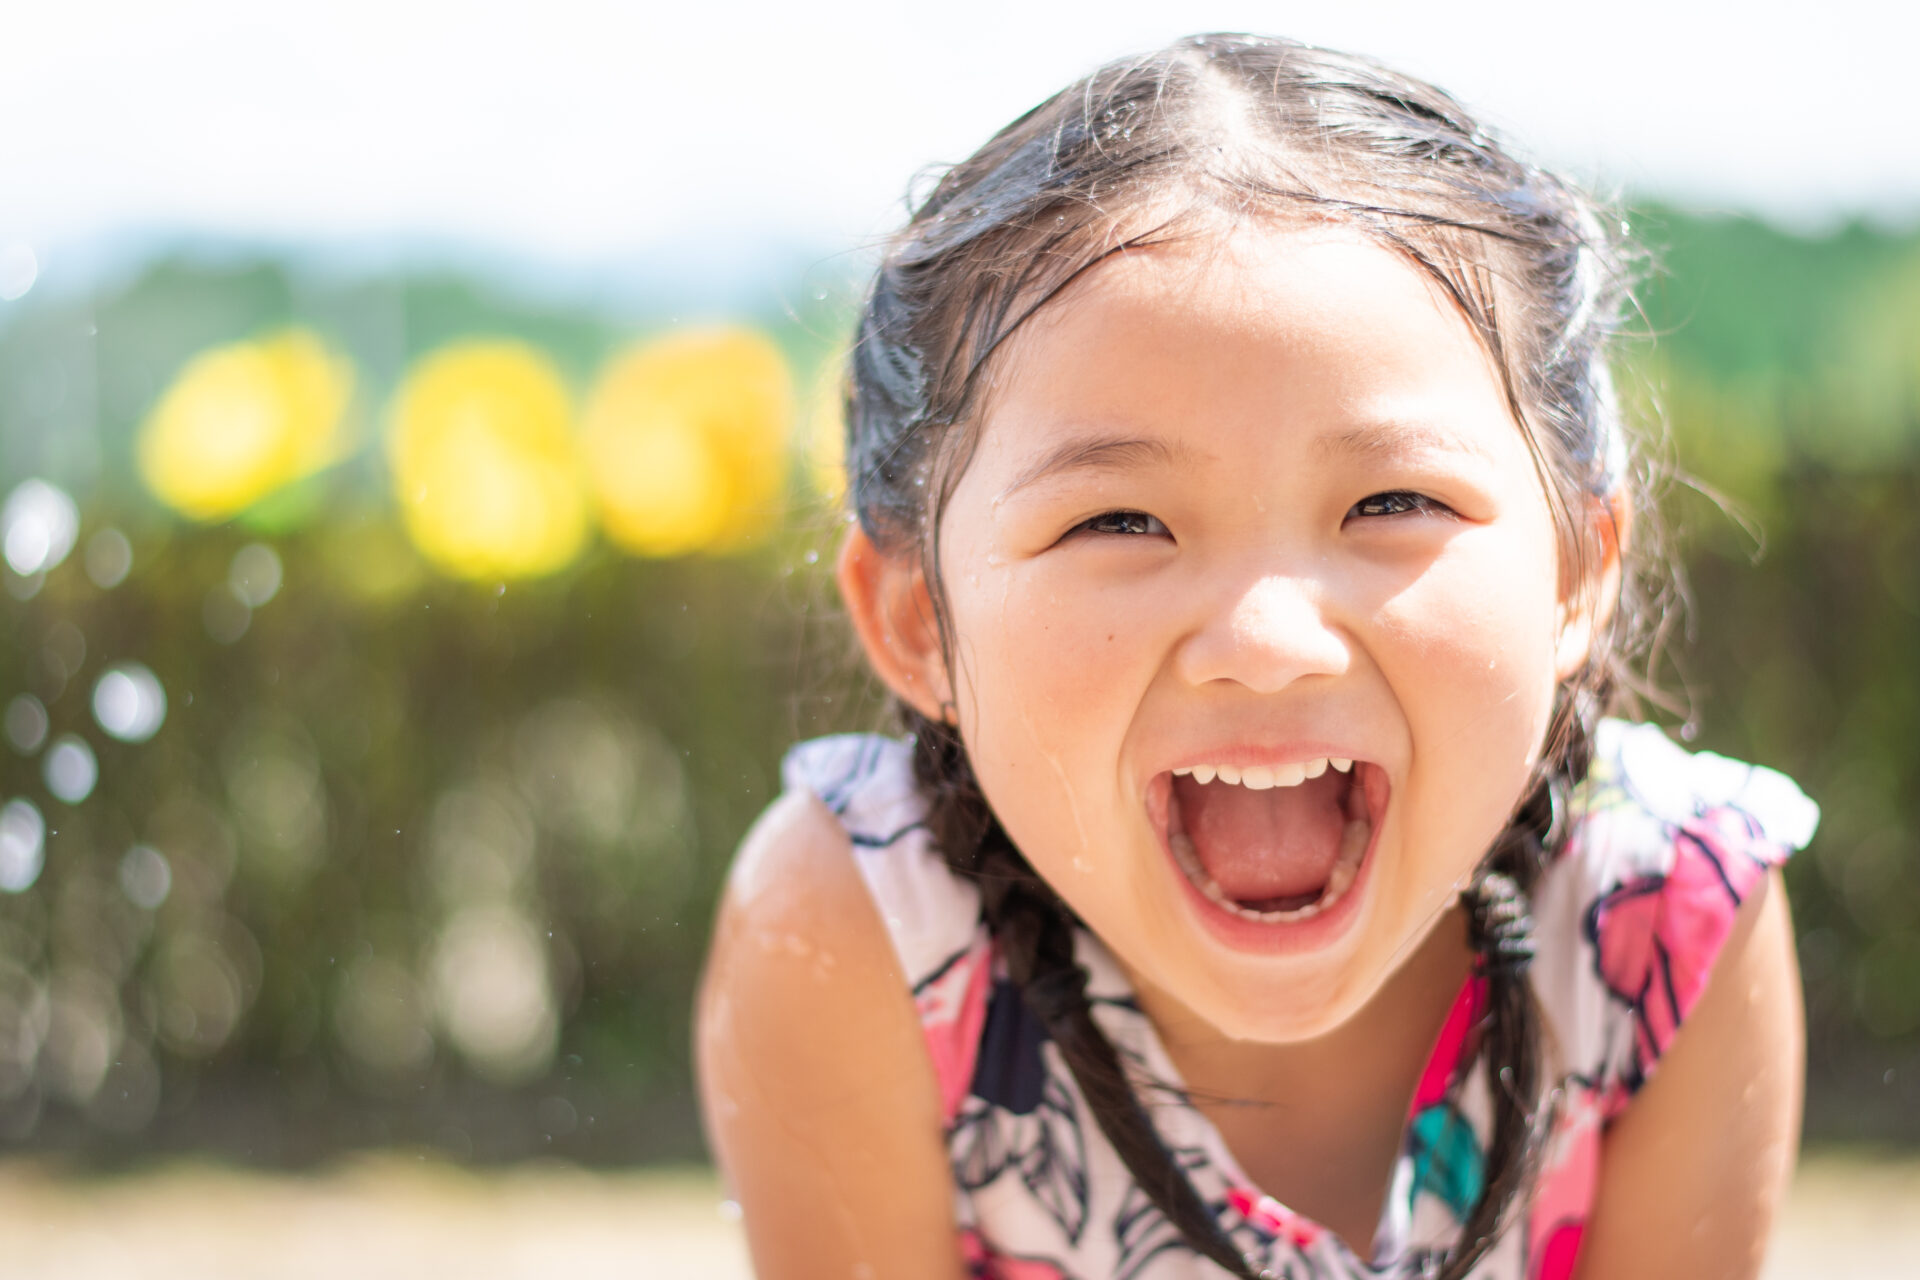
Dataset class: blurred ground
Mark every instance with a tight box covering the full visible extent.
[0,1150,1912,1277]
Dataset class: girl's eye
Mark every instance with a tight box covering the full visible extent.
[1348,491,1451,520]
[1078,510,1168,537]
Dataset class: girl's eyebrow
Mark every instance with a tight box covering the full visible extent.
[1319,419,1495,462]
[999,433,1192,499]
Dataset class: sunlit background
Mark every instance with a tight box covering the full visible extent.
[2,2,1918,1274]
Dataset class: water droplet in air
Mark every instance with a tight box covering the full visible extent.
[85,528,132,588]
[0,798,46,891]
[203,585,252,644]
[119,843,172,909]
[2,479,79,576]
[43,734,98,804]
[229,543,283,606]
[92,663,167,742]
[4,695,48,754]
[0,242,37,301]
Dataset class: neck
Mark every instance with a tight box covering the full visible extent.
[1124,908,1474,1250]
[1132,907,1473,1099]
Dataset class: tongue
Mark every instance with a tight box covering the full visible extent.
[1175,772,1348,903]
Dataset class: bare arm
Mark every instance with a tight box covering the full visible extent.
[1575,869,1802,1280]
[695,788,967,1279]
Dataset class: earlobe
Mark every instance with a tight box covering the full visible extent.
[836,526,953,722]
[1554,490,1630,681]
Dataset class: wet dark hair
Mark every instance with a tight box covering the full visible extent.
[845,34,1646,1278]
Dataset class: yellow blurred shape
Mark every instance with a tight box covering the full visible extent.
[387,342,588,580]
[138,330,352,520]
[802,355,848,503]
[582,328,795,556]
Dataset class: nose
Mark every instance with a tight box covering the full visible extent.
[1174,570,1350,693]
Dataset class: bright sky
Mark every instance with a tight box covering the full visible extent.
[1,0,1914,290]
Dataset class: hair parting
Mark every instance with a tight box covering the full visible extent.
[850,33,1651,1274]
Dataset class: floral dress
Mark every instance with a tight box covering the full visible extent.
[780,721,1818,1280]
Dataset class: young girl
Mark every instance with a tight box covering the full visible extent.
[698,35,1817,1280]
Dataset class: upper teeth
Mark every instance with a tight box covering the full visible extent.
[1174,757,1352,788]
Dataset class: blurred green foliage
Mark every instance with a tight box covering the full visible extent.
[1626,207,1920,1142]
[0,205,1917,1164]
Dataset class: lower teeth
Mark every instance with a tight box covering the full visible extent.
[1170,817,1369,923]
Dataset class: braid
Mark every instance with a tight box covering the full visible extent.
[1435,704,1593,1277]
[1439,819,1549,1276]
[909,710,1263,1279]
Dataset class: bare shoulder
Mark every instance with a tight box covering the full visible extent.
[696,787,964,1278]
[1576,869,1802,1280]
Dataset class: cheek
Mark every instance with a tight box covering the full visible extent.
[1376,527,1562,872]
[941,557,1165,862]
[949,565,1142,756]
[1382,522,1562,710]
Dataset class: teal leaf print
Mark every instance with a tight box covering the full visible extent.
[1408,1102,1485,1221]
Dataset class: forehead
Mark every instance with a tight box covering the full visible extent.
[974,222,1522,471]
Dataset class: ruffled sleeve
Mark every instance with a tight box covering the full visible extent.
[1549,721,1818,1115]
[781,734,993,1127]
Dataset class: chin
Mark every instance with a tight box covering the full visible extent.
[1116,911,1388,1045]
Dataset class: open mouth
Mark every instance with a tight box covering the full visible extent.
[1164,755,1381,923]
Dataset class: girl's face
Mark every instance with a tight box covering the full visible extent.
[927,222,1598,1042]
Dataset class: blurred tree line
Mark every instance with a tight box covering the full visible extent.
[0,205,1915,1167]
[1627,207,1920,1145]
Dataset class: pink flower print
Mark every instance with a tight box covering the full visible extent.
[959,1227,1071,1280]
[1227,1188,1324,1250]
[1532,1221,1585,1280]
[1526,1082,1602,1280]
[914,933,995,1126]
[1409,978,1484,1117]
[1587,805,1783,1089]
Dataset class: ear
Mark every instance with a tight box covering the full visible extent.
[837,525,953,722]
[1555,488,1631,681]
